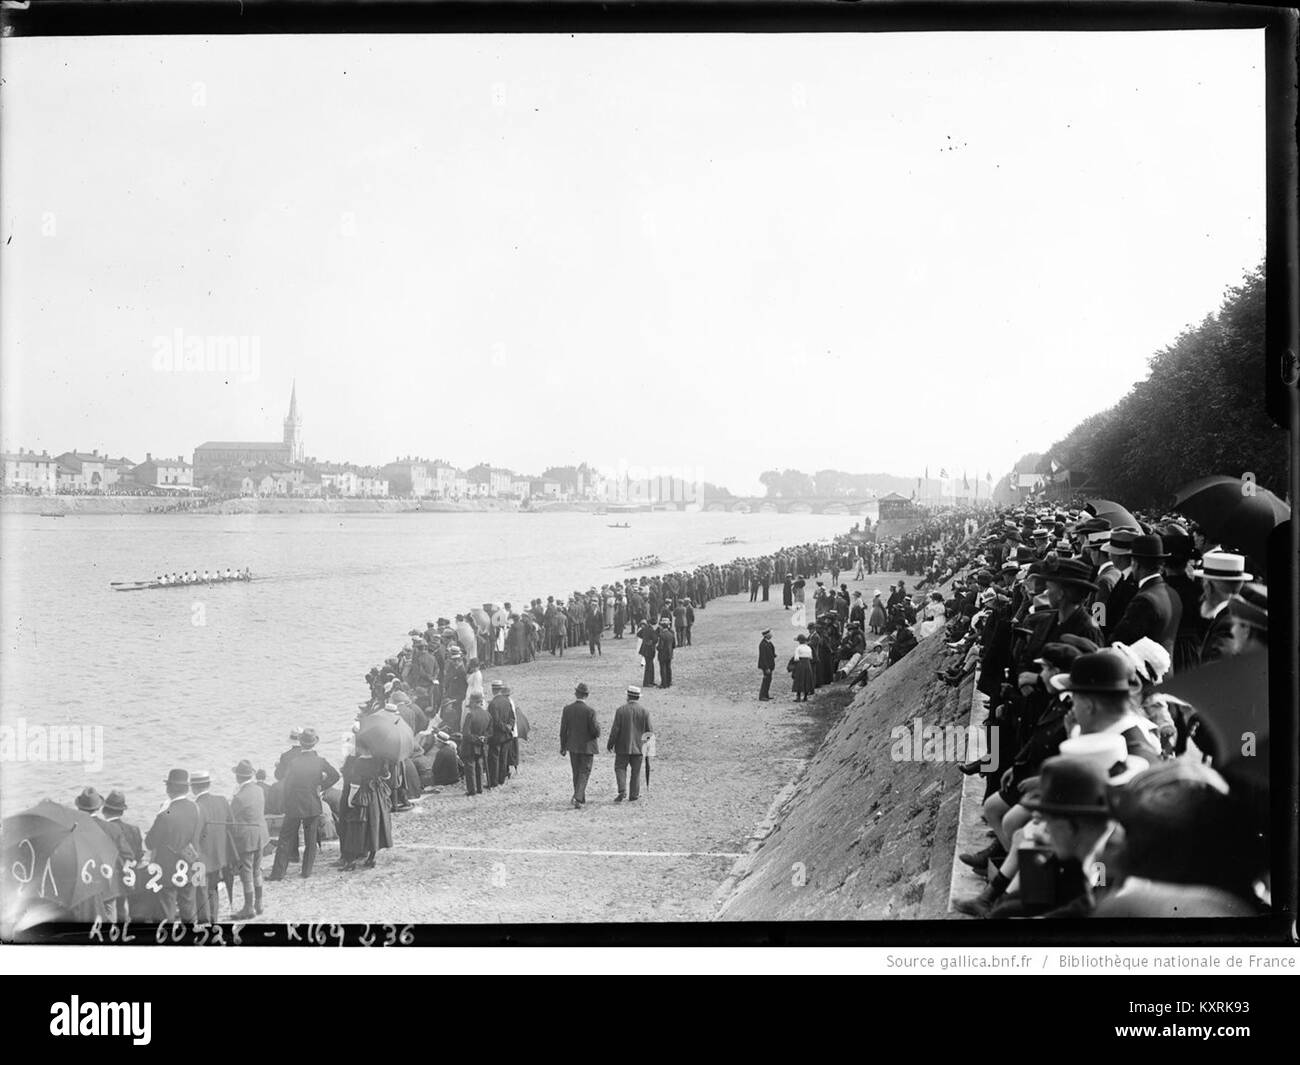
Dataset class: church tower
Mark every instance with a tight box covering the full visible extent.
[283,380,304,463]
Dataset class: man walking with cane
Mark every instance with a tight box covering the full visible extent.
[608,685,653,803]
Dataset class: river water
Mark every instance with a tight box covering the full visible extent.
[0,510,856,816]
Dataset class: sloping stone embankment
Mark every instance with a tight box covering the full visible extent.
[717,634,973,920]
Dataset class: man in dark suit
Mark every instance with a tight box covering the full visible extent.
[782,573,793,610]
[145,769,205,921]
[1110,534,1182,655]
[191,770,234,923]
[637,620,658,687]
[229,760,269,920]
[95,789,142,923]
[268,729,339,881]
[607,686,653,802]
[656,620,675,689]
[559,682,601,809]
[486,681,516,789]
[461,693,491,796]
[758,628,776,700]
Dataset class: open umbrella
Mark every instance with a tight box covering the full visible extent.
[356,709,415,763]
[1159,649,1268,788]
[1084,499,1140,532]
[1172,475,1290,570]
[1,800,120,912]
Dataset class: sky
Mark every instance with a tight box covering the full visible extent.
[0,31,1266,495]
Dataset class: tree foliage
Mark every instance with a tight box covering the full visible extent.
[1023,266,1289,507]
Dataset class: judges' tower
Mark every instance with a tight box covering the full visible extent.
[283,380,304,463]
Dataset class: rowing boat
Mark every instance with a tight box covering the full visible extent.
[111,577,268,592]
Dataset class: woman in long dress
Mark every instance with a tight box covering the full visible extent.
[337,743,393,871]
[868,592,887,635]
[917,591,947,639]
[790,635,815,701]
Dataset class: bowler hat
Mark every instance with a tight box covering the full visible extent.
[1058,633,1100,655]
[164,768,190,789]
[1127,533,1167,560]
[1049,650,1139,694]
[75,786,103,813]
[1226,583,1268,632]
[233,759,256,778]
[1033,642,1082,672]
[574,682,590,697]
[1020,756,1113,817]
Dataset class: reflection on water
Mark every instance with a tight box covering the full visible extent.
[0,510,854,815]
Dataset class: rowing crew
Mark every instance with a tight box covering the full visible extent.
[155,568,252,585]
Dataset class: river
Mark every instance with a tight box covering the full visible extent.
[0,510,858,816]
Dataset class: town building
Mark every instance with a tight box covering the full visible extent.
[131,454,194,488]
[2,449,59,494]
[54,450,115,492]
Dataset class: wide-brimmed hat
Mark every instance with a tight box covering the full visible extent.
[1037,557,1098,590]
[1192,550,1252,581]
[1112,638,1171,687]
[1049,650,1139,694]
[233,759,256,778]
[1057,733,1148,786]
[1020,756,1113,817]
[760,628,772,637]
[75,787,103,813]
[1102,529,1135,555]
[101,790,127,814]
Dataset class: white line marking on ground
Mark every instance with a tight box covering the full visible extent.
[404,843,743,859]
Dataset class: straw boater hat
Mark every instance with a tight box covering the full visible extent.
[1193,550,1252,582]
[626,685,641,700]
[190,770,212,788]
[1058,732,1147,786]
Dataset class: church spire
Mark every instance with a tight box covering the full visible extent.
[283,380,303,463]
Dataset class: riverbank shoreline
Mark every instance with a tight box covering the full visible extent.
[247,568,912,924]
[1,495,609,516]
